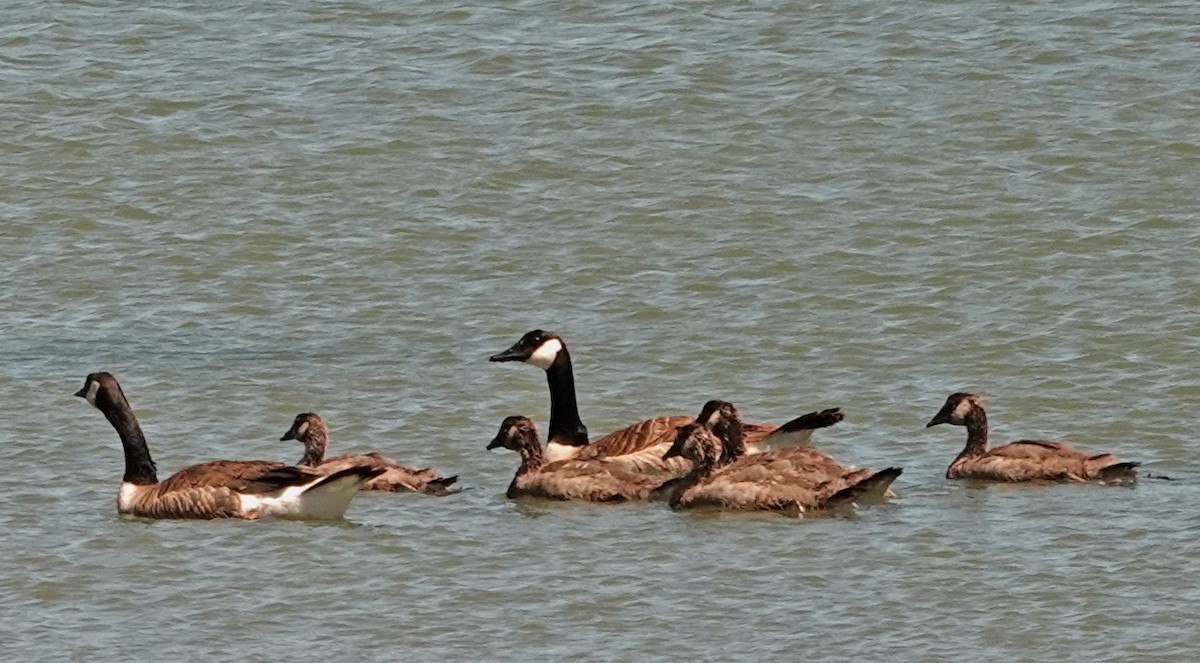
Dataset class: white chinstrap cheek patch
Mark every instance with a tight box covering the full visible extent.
[526,338,563,370]
[951,398,974,420]
[85,380,100,408]
[296,421,310,438]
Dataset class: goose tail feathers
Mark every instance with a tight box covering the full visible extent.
[824,467,903,510]
[254,466,386,520]
[423,475,461,496]
[1098,462,1140,486]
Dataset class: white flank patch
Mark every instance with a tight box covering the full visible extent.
[117,482,140,513]
[255,474,364,520]
[526,338,563,370]
[545,441,583,463]
[237,492,265,518]
[296,421,310,438]
[85,380,100,408]
[755,428,814,452]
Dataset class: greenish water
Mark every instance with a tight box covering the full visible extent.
[2,1,1198,660]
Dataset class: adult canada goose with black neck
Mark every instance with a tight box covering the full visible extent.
[661,401,902,515]
[926,392,1139,485]
[488,330,843,467]
[281,412,459,496]
[487,416,667,502]
[76,372,385,520]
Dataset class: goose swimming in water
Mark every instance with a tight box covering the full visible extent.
[488,330,842,466]
[660,400,901,515]
[76,372,384,520]
[926,392,1139,485]
[281,412,459,496]
[487,416,668,502]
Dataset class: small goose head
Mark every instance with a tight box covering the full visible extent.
[926,392,983,428]
[74,372,127,412]
[489,329,565,370]
[281,412,326,442]
[698,398,743,444]
[487,415,540,452]
[662,422,724,467]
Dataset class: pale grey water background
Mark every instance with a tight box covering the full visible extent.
[2,1,1199,660]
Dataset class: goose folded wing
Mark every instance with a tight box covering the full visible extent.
[988,439,1077,459]
[576,416,692,459]
[156,460,288,491]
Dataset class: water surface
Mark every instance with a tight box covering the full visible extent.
[2,1,1198,660]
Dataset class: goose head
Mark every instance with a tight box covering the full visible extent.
[487,415,540,452]
[697,399,744,455]
[926,392,983,427]
[662,421,724,467]
[74,372,128,412]
[280,412,326,443]
[489,330,565,370]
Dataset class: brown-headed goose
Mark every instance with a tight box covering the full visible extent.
[281,413,459,496]
[488,330,842,465]
[487,416,669,502]
[926,392,1139,485]
[661,401,902,515]
[76,372,385,520]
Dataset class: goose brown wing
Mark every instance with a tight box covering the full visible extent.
[577,416,692,459]
[988,439,1080,459]
[157,460,288,492]
[316,453,454,493]
[726,446,847,477]
[677,470,823,511]
[515,458,664,502]
[582,416,806,460]
[678,464,882,512]
[953,441,1095,482]
[741,423,780,446]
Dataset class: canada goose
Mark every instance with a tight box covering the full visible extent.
[76,372,385,520]
[661,401,902,515]
[488,330,841,464]
[281,413,459,496]
[926,392,1140,485]
[487,416,669,502]
[691,400,847,474]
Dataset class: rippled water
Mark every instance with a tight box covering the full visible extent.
[3,1,1199,660]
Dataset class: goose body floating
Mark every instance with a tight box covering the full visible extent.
[76,372,384,520]
[661,400,901,515]
[926,392,1139,485]
[487,416,669,502]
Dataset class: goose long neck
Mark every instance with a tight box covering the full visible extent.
[717,419,747,464]
[515,436,548,475]
[101,397,158,485]
[670,456,719,507]
[544,348,588,447]
[958,408,989,458]
[299,426,328,466]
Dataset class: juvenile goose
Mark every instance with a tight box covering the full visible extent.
[926,392,1140,485]
[661,404,902,515]
[487,416,668,502]
[488,330,842,464]
[281,413,459,496]
[692,400,852,478]
[76,372,385,520]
